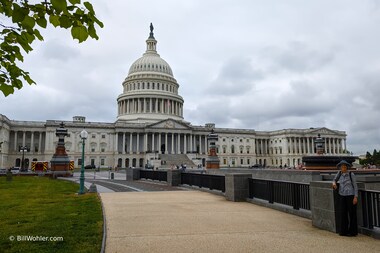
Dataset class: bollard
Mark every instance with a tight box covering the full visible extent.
[6,171,12,182]
[89,183,97,193]
[111,172,114,180]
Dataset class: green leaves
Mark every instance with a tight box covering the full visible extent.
[51,0,68,13]
[12,3,29,23]
[0,0,104,96]
[71,26,88,42]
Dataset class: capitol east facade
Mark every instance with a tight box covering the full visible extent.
[0,25,348,170]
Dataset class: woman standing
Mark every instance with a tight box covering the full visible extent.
[332,160,358,236]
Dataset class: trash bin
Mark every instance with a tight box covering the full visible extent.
[111,172,114,180]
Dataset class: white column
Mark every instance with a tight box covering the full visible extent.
[324,138,328,154]
[171,133,174,154]
[155,99,158,113]
[199,135,202,154]
[332,138,336,154]
[158,133,161,153]
[298,138,301,154]
[31,132,35,153]
[152,133,155,152]
[22,131,26,146]
[137,133,140,154]
[13,131,18,151]
[178,134,181,154]
[144,133,148,152]
[38,132,42,153]
[184,134,187,153]
[306,137,310,154]
[114,132,118,153]
[189,134,193,152]
[122,132,126,154]
[129,133,133,154]
[165,133,168,154]
[150,98,152,113]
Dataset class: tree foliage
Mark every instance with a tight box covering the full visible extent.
[359,149,380,166]
[0,0,104,96]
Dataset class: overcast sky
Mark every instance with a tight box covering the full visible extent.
[1,0,380,155]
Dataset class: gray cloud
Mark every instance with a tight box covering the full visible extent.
[205,57,263,96]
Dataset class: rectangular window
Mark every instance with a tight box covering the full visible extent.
[247,159,250,165]
[101,134,106,138]
[91,147,95,152]
[92,134,96,138]
[101,159,105,166]
[78,159,82,166]
[241,159,244,165]
[91,159,95,166]
[101,148,105,152]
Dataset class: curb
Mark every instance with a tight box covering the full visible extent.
[99,193,107,253]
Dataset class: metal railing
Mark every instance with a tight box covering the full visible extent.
[360,189,380,229]
[248,178,310,210]
[140,169,167,182]
[181,173,225,192]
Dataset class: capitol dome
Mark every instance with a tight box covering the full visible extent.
[128,54,173,77]
[117,24,184,123]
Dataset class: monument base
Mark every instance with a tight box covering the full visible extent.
[302,155,357,170]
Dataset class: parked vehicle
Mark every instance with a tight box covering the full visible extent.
[85,164,96,169]
[11,167,20,174]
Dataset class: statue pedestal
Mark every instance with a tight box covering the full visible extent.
[50,123,72,177]
[302,155,357,170]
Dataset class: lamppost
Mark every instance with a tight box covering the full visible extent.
[79,129,88,195]
[19,146,29,172]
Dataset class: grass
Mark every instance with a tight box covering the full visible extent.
[0,176,103,253]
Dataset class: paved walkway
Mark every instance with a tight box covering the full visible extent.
[100,191,380,253]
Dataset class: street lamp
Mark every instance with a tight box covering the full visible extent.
[79,129,88,195]
[19,146,29,172]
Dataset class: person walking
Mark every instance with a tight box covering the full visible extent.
[332,160,358,236]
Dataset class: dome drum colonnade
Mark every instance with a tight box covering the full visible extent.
[117,23,184,123]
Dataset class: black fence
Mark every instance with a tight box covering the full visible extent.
[181,173,225,192]
[360,189,380,230]
[140,169,167,182]
[248,178,310,210]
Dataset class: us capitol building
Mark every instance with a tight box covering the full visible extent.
[0,25,348,170]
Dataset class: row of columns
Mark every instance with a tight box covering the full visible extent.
[11,131,44,153]
[254,137,346,156]
[287,137,346,155]
[118,98,183,117]
[116,132,208,155]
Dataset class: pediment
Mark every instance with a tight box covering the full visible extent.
[147,119,191,130]
[308,127,341,136]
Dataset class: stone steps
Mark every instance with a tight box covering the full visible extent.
[159,154,196,168]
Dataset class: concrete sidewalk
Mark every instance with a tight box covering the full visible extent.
[100,191,380,253]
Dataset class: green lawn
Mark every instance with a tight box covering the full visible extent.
[0,176,103,253]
